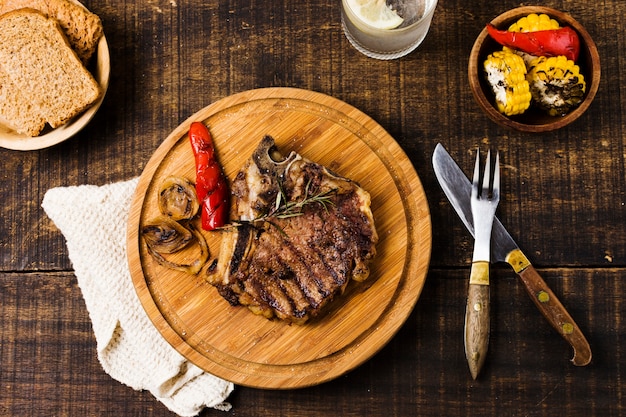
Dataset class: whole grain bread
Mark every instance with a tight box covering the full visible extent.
[0,65,47,136]
[0,0,103,63]
[0,9,101,135]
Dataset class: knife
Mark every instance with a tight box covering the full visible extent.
[432,143,592,366]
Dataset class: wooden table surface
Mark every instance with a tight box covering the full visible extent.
[1,0,624,415]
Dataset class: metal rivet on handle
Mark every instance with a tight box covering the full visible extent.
[563,323,574,334]
[537,291,550,303]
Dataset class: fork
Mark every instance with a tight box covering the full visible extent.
[464,148,500,380]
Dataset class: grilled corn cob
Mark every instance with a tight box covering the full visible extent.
[526,55,586,116]
[504,13,561,65]
[507,13,560,32]
[484,49,532,116]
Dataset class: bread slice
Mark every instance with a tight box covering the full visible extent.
[0,9,101,135]
[0,66,47,136]
[0,0,103,63]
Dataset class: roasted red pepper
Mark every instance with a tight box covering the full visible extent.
[486,24,580,62]
[189,122,229,230]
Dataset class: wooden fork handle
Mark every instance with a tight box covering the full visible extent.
[517,264,592,366]
[464,261,490,379]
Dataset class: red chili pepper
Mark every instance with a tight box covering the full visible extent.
[486,24,580,62]
[189,122,229,230]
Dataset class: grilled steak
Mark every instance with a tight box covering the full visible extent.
[207,136,378,324]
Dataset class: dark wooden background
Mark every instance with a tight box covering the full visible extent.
[1,0,624,415]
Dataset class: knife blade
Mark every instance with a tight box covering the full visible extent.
[432,143,592,366]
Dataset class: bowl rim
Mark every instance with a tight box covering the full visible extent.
[468,6,601,132]
[0,34,110,151]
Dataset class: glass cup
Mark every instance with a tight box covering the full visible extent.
[341,0,438,60]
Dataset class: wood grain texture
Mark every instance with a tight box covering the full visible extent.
[1,268,624,416]
[0,0,625,414]
[127,88,431,388]
[464,280,490,379]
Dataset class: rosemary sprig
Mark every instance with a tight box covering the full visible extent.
[268,178,336,219]
[223,179,337,230]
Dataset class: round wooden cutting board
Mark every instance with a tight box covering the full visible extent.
[127,87,431,389]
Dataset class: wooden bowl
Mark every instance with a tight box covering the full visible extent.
[0,34,110,151]
[468,6,600,132]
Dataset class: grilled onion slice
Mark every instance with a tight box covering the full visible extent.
[158,176,199,220]
[142,216,209,275]
[142,215,193,254]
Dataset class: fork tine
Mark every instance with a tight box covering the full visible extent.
[472,149,501,200]
[482,150,491,195]
[493,151,500,200]
[472,148,480,199]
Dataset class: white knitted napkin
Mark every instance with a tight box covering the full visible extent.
[41,178,234,416]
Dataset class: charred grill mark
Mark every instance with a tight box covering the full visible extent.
[217,285,241,306]
[250,276,288,316]
[313,245,346,287]
[276,274,309,319]
[294,236,336,297]
[270,227,327,308]
[230,224,252,275]
[253,256,310,320]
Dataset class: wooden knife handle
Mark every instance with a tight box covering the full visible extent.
[517,264,592,366]
[464,261,490,379]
